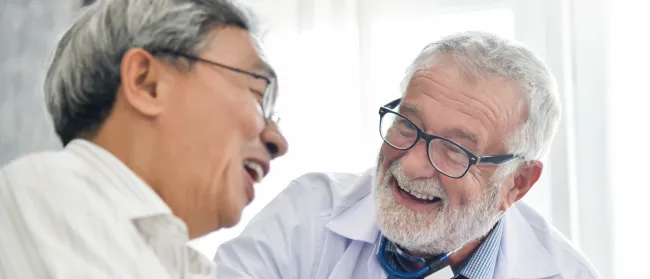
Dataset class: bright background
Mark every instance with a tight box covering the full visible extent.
[1,0,648,278]
[184,1,649,278]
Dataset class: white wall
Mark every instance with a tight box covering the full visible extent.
[608,1,650,277]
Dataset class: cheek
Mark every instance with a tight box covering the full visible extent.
[377,144,398,182]
[378,144,404,167]
[440,177,480,209]
[212,163,248,226]
[174,96,245,197]
[230,90,265,140]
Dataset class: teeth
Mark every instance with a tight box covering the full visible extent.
[397,183,438,201]
[243,160,264,183]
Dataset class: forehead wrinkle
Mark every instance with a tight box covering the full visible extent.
[434,60,526,145]
[414,66,526,154]
[410,85,482,138]
[479,80,528,152]
[412,69,495,120]
[409,74,492,148]
[422,61,502,118]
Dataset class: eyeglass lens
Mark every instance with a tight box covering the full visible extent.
[379,111,470,177]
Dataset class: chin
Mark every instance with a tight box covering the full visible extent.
[218,212,241,229]
[215,200,246,230]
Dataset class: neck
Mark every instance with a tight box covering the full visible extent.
[90,112,159,193]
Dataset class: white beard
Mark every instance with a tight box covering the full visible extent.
[373,160,503,255]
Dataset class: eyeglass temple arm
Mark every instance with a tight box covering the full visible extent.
[477,154,518,165]
[384,98,402,109]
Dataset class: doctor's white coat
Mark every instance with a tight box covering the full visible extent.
[215,170,600,279]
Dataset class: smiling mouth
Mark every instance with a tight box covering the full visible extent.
[243,160,264,183]
[395,179,442,204]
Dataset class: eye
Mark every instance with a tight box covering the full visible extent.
[442,140,464,154]
[393,118,417,137]
[401,119,417,130]
[249,88,264,100]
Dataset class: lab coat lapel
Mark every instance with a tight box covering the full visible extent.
[324,169,387,278]
[367,235,387,279]
[325,168,378,243]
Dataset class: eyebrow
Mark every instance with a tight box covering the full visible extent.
[400,103,478,146]
[253,59,276,79]
[399,103,423,122]
[445,128,478,146]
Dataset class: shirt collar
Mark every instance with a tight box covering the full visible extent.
[456,220,504,279]
[66,139,173,219]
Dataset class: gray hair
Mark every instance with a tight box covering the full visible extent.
[45,0,253,145]
[401,31,562,179]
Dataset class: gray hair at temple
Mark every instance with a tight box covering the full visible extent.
[45,0,253,145]
[400,31,562,181]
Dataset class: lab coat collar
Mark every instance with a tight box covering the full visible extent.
[497,202,560,278]
[325,168,380,243]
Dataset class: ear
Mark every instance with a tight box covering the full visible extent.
[119,48,165,117]
[501,160,543,210]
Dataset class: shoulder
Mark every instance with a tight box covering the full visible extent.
[1,150,101,206]
[0,151,146,277]
[216,170,373,278]
[233,170,374,244]
[0,149,121,238]
[514,202,600,278]
[1,149,92,188]
[248,170,371,226]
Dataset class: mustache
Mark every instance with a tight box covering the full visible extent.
[385,160,448,199]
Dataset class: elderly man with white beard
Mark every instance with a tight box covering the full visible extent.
[214,31,600,279]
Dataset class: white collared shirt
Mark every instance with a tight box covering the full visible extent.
[0,139,216,279]
[215,169,600,279]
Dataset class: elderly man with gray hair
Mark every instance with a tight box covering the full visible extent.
[0,0,287,278]
[215,32,600,279]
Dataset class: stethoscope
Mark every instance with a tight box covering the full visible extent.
[376,235,466,279]
[376,212,506,279]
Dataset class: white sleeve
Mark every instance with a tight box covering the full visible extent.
[215,178,329,279]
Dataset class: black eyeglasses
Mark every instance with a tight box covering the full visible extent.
[378,98,521,179]
[151,49,278,123]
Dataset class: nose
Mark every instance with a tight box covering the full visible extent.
[261,121,288,159]
[400,140,437,179]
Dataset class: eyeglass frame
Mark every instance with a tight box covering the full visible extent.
[149,49,278,123]
[378,98,522,179]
